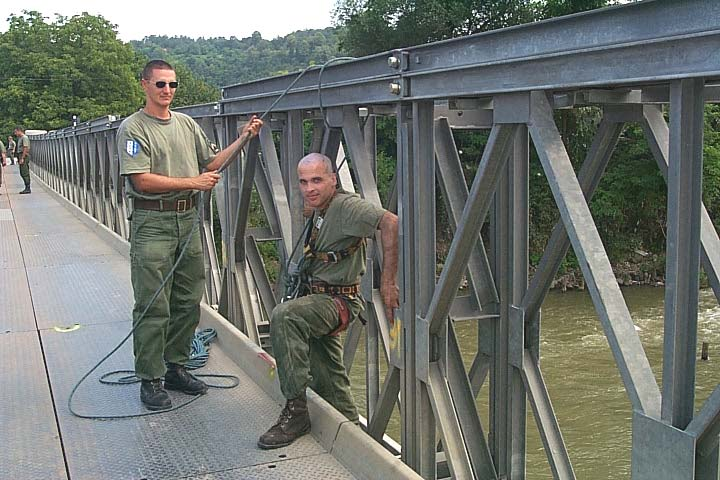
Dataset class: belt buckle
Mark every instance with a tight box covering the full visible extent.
[326,251,338,263]
[176,199,187,212]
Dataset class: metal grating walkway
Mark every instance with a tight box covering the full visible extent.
[0,167,360,480]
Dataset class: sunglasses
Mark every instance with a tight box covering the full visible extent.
[152,81,178,89]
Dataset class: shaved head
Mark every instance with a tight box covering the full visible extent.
[298,153,334,174]
[297,153,338,210]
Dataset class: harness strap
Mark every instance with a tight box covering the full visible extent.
[329,296,351,337]
[303,208,366,264]
[310,282,360,295]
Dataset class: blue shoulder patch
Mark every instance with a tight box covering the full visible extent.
[125,139,141,157]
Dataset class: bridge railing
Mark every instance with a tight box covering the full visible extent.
[30,0,720,478]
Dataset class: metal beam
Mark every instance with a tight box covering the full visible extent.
[220,1,720,113]
[434,118,499,312]
[641,105,720,304]
[527,91,661,418]
[446,325,497,478]
[425,123,518,335]
[661,78,704,429]
[522,350,576,479]
[427,363,476,480]
[522,114,624,318]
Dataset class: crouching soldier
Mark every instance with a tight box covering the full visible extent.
[258,153,399,449]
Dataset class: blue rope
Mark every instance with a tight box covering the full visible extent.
[186,328,217,370]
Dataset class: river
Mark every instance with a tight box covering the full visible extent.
[349,286,720,478]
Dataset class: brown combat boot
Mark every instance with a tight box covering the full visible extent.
[257,393,311,449]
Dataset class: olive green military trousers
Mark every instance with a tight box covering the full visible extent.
[129,208,205,380]
[19,158,30,187]
[271,294,359,422]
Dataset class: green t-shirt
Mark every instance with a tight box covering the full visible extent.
[16,135,29,158]
[117,110,218,201]
[306,192,386,286]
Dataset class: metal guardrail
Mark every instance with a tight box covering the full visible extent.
[29,0,720,478]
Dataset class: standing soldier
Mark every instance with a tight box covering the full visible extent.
[0,138,6,190]
[117,59,263,411]
[257,152,399,449]
[14,127,31,194]
[7,136,16,165]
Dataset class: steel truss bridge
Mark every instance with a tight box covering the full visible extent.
[27,1,720,478]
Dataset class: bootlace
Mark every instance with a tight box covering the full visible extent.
[149,379,164,393]
[276,406,291,426]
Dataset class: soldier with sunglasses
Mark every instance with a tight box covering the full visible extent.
[117,59,263,411]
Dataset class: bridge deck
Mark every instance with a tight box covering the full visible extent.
[0,165,359,479]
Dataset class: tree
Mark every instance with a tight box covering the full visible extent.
[171,62,220,107]
[0,11,218,133]
[0,11,143,131]
[131,28,342,87]
[333,0,539,56]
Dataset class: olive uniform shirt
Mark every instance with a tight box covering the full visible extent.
[16,135,29,159]
[306,191,386,286]
[117,110,218,205]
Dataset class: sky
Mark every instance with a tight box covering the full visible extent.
[0,0,338,41]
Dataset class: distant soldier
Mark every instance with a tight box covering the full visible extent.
[14,126,31,194]
[0,139,6,190]
[7,136,16,165]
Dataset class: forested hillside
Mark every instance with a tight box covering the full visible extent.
[130,28,342,88]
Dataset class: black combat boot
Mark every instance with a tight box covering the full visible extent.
[19,185,31,194]
[257,393,311,449]
[164,363,208,395]
[140,378,172,411]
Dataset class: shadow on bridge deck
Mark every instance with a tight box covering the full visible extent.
[0,167,417,480]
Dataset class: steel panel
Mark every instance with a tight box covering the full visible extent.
[0,268,35,333]
[184,454,355,479]
[20,231,119,268]
[0,221,23,269]
[43,322,332,480]
[528,91,661,418]
[631,412,695,479]
[0,332,67,480]
[13,206,89,235]
[27,260,133,330]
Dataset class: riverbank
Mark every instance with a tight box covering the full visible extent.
[545,256,666,292]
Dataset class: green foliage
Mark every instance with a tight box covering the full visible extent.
[0,11,219,134]
[542,0,613,17]
[333,0,538,56]
[171,62,220,107]
[704,105,720,231]
[130,28,343,88]
[0,11,144,132]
